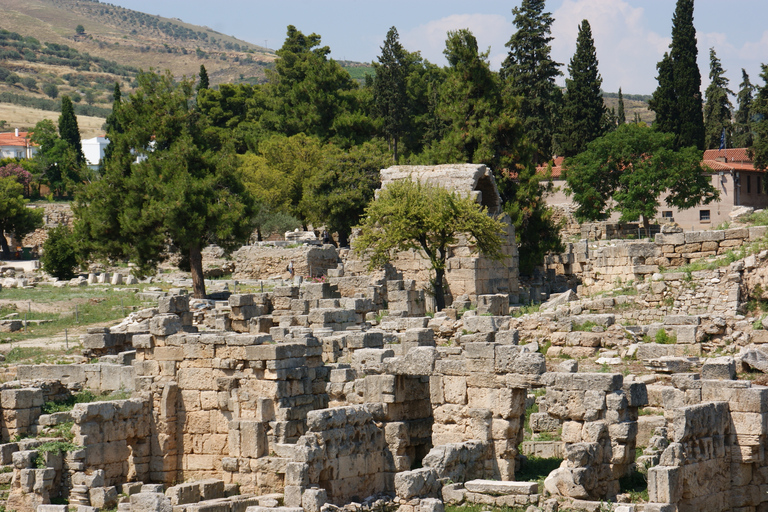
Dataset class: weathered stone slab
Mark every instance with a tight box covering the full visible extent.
[464,480,537,495]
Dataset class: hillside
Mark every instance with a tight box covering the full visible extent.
[0,0,278,131]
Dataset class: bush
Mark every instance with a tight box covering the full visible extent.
[41,225,79,279]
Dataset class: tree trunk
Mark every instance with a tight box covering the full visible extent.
[433,267,446,312]
[189,245,206,299]
[337,230,348,248]
[257,227,263,242]
[0,231,11,260]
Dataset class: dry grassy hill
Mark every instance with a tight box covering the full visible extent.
[0,0,278,131]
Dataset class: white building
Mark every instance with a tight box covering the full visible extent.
[81,136,110,170]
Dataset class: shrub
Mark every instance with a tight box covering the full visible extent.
[41,225,79,280]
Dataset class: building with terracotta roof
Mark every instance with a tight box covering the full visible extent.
[537,148,767,230]
[0,129,37,159]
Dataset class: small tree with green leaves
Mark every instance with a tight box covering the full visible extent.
[75,25,85,35]
[354,179,507,311]
[564,123,719,230]
[0,177,43,258]
[41,225,79,280]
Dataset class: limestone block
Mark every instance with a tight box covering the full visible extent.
[530,413,560,433]
[464,480,537,495]
[495,330,519,345]
[395,467,439,499]
[90,487,119,509]
[701,357,736,380]
[623,382,649,407]
[158,295,189,314]
[82,333,116,349]
[463,315,510,333]
[1,388,43,409]
[301,488,327,512]
[385,347,438,376]
[130,492,172,512]
[648,466,681,503]
[150,314,182,336]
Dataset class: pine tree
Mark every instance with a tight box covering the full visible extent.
[373,27,408,163]
[617,87,626,126]
[650,0,704,150]
[703,48,733,150]
[197,64,209,92]
[558,20,606,157]
[734,69,755,148]
[103,83,122,164]
[501,0,562,162]
[58,95,84,165]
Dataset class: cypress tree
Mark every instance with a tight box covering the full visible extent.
[734,69,755,148]
[650,0,704,150]
[103,83,122,164]
[373,27,408,163]
[703,48,733,150]
[750,65,768,170]
[197,64,209,92]
[501,0,562,162]
[649,53,678,135]
[58,95,84,165]
[617,87,626,126]
[558,19,606,157]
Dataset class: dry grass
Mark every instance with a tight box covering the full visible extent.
[0,103,105,138]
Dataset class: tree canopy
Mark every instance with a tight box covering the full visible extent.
[734,69,755,149]
[501,0,562,162]
[649,0,705,150]
[564,123,719,229]
[703,48,733,150]
[73,70,257,298]
[354,179,507,311]
[0,176,43,258]
[558,19,606,157]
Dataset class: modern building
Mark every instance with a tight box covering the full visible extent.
[538,148,765,230]
[81,136,110,170]
[0,129,37,159]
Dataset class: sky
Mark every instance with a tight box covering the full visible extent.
[106,0,768,96]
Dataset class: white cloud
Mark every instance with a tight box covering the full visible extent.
[552,0,668,94]
[401,13,511,69]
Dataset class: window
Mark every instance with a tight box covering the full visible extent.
[748,175,752,193]
[700,210,711,222]
[662,211,673,219]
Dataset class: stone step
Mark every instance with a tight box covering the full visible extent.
[463,480,538,495]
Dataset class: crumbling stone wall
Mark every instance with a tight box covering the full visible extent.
[540,373,648,500]
[233,245,339,280]
[546,226,767,296]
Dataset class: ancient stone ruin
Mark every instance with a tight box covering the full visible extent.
[7,166,768,512]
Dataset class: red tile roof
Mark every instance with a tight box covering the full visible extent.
[535,156,564,179]
[0,131,34,147]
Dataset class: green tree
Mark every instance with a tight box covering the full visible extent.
[617,87,626,126]
[501,0,562,162]
[73,71,257,298]
[41,225,79,279]
[301,139,389,247]
[103,82,122,164]
[649,0,704,150]
[422,29,519,174]
[373,27,409,162]
[197,64,209,93]
[703,47,733,150]
[59,96,85,165]
[29,119,81,196]
[354,179,507,311]
[563,123,719,230]
[43,83,58,99]
[558,19,607,157]
[75,24,85,35]
[734,69,755,148]
[750,65,768,170]
[260,26,371,146]
[0,176,43,258]
[197,83,268,153]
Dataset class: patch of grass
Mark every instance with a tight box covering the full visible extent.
[5,346,79,365]
[511,303,540,317]
[573,320,598,332]
[654,329,676,344]
[619,467,648,503]
[42,389,131,415]
[34,440,80,468]
[0,285,148,344]
[540,341,552,356]
[515,456,563,492]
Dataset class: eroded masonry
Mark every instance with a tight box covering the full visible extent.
[5,164,768,512]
